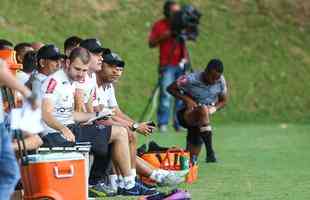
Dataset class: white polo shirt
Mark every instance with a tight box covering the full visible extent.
[32,71,48,100]
[41,69,75,133]
[93,83,118,108]
[74,73,97,104]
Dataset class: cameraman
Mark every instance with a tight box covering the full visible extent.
[149,0,189,132]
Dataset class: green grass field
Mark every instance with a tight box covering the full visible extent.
[1,1,310,199]
[1,0,310,123]
[106,124,310,200]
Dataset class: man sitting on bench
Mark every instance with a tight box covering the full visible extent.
[40,47,158,196]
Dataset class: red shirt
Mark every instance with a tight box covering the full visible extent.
[149,18,188,67]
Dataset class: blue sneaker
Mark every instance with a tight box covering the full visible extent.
[122,182,159,196]
[135,177,157,190]
[117,187,124,195]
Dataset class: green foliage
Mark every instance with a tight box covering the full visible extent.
[0,0,309,123]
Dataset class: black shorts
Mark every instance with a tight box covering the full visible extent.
[186,127,204,146]
[177,108,190,128]
[41,124,112,157]
[177,109,204,146]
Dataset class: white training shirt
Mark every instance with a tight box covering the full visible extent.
[32,71,48,100]
[41,69,75,133]
[93,83,118,108]
[74,73,97,104]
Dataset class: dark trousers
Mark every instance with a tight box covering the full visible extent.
[41,124,113,185]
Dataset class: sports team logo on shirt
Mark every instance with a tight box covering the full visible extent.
[46,78,57,93]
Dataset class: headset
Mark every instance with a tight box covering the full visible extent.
[163,0,177,18]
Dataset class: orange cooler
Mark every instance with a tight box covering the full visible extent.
[21,152,87,200]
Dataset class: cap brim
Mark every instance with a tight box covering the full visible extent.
[91,47,111,55]
[103,48,111,55]
[49,54,66,60]
[104,59,125,68]
[91,47,105,54]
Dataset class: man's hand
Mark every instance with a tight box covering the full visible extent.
[60,127,75,142]
[208,106,217,115]
[98,108,115,119]
[185,99,198,110]
[149,30,171,48]
[136,122,155,136]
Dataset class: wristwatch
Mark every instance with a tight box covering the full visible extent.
[131,122,139,131]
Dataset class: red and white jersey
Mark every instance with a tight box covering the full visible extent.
[93,83,118,108]
[74,73,97,104]
[41,69,75,133]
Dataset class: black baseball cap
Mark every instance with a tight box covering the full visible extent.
[80,38,109,54]
[103,52,125,68]
[37,44,65,61]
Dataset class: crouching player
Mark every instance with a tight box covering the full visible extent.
[168,59,228,163]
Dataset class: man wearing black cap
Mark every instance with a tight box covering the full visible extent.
[168,59,228,162]
[94,53,185,192]
[30,44,65,99]
[95,53,155,136]
[75,38,108,112]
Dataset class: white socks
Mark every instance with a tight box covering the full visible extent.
[200,125,212,132]
[109,174,118,191]
[116,173,136,190]
[124,176,135,190]
[131,168,136,178]
[118,175,125,189]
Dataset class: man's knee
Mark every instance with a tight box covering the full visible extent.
[195,106,209,118]
[110,126,128,142]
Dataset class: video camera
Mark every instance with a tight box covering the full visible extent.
[170,4,202,42]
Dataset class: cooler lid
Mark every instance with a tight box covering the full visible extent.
[25,152,85,163]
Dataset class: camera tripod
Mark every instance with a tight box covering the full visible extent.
[138,64,193,123]
[139,82,160,122]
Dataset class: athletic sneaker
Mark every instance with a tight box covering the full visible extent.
[122,182,159,196]
[160,172,186,186]
[159,125,168,133]
[206,154,217,163]
[136,177,157,190]
[89,182,117,197]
